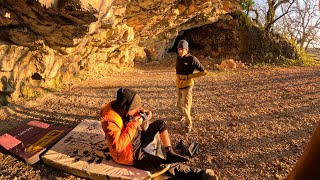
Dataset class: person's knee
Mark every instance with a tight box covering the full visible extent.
[155,120,167,133]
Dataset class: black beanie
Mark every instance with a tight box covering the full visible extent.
[178,40,189,50]
[114,88,141,113]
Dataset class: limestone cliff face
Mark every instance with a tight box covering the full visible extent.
[0,0,239,104]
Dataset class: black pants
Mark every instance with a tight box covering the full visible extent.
[133,120,204,179]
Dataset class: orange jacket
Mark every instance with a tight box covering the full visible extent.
[100,100,138,165]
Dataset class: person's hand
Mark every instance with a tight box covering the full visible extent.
[132,116,143,127]
[140,108,152,121]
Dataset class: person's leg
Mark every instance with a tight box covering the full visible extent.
[141,120,167,148]
[176,88,184,119]
[140,120,188,163]
[164,163,218,180]
[134,121,168,172]
[135,159,218,180]
[136,158,218,180]
[185,86,193,130]
[160,130,188,163]
[166,163,203,179]
[134,144,187,172]
[134,150,166,172]
[159,129,171,147]
[180,86,193,131]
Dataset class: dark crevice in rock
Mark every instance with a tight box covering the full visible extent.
[31,73,42,80]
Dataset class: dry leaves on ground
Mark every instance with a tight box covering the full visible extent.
[0,66,319,179]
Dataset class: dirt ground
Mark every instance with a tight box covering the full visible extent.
[0,64,319,179]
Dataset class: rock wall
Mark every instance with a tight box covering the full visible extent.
[0,0,239,104]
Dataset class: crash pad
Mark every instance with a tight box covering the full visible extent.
[0,120,70,164]
[42,120,162,180]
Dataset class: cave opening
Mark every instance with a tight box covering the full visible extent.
[168,30,206,54]
[168,33,186,53]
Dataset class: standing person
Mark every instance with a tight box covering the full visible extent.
[176,39,207,132]
[100,88,218,179]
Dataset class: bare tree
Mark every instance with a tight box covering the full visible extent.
[264,0,296,32]
[280,0,320,50]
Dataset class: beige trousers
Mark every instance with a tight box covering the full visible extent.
[176,86,193,126]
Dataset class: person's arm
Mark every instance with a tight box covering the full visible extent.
[188,70,207,78]
[105,118,142,152]
[188,56,207,78]
[135,108,151,131]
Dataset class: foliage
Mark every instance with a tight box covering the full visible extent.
[275,55,302,66]
[283,37,314,65]
[238,19,310,66]
[240,0,255,15]
[240,13,253,26]
[273,36,320,66]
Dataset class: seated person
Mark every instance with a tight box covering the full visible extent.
[100,87,218,179]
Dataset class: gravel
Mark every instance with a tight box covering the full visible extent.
[0,65,319,179]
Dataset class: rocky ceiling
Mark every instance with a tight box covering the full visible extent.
[0,0,239,104]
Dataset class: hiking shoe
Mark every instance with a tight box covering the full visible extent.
[202,169,218,180]
[176,140,187,150]
[165,150,189,164]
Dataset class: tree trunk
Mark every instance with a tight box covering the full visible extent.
[265,0,276,32]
